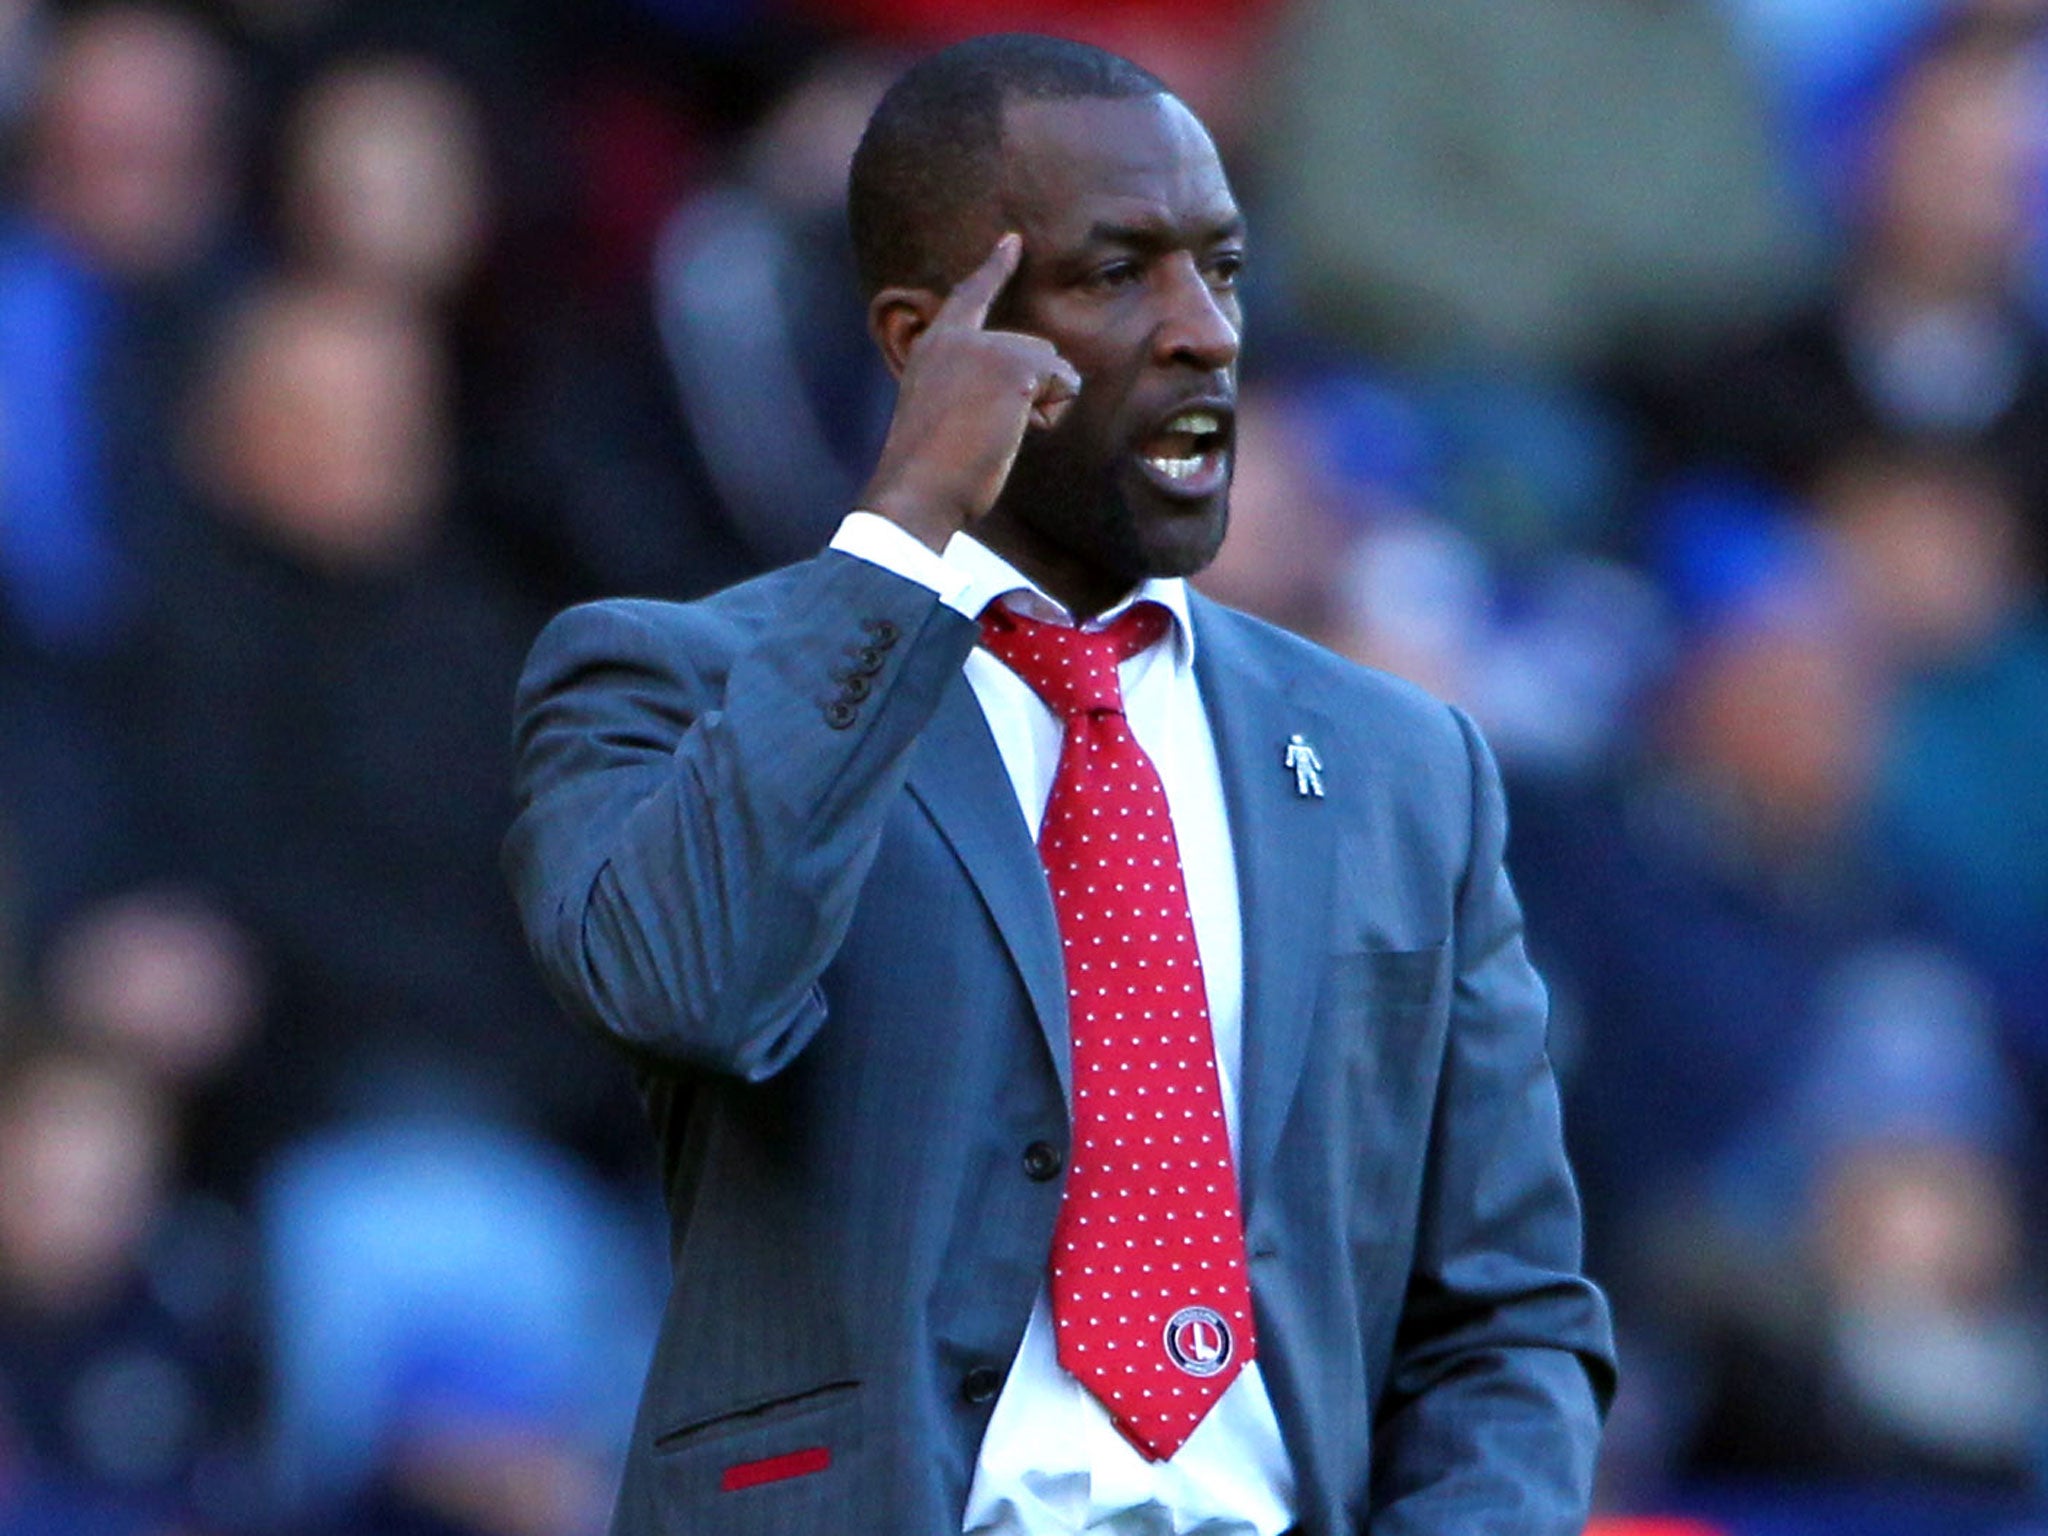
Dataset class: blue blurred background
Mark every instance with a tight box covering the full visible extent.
[0,0,2044,1532]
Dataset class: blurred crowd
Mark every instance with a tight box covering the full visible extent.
[0,0,2044,1532]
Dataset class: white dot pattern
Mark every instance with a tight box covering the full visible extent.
[979,601,1257,1464]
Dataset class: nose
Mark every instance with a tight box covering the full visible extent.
[1153,254,1240,372]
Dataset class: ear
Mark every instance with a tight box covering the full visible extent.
[868,286,945,379]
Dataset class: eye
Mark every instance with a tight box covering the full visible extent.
[1205,250,1245,289]
[1084,259,1143,292]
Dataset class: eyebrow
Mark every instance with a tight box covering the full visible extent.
[1082,214,1247,250]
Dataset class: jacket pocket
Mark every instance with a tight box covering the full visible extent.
[1324,941,1447,1032]
[651,1379,864,1535]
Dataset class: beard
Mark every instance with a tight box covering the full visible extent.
[992,409,1230,595]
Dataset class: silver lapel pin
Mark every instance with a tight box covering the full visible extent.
[1284,733,1324,798]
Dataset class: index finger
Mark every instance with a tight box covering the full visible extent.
[931,232,1022,331]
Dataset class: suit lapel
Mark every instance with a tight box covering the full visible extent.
[904,674,1072,1105]
[1192,600,1338,1218]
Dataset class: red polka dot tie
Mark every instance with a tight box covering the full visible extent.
[980,600,1257,1463]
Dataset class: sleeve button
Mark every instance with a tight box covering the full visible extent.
[823,699,858,729]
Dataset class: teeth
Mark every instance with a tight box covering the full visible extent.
[1143,407,1226,481]
[1147,453,1205,480]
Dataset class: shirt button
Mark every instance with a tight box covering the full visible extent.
[1022,1141,1063,1182]
[959,1366,1003,1405]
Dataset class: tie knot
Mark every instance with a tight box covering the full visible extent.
[979,601,1170,720]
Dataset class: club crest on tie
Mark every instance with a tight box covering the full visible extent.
[1283,734,1324,798]
[1163,1305,1234,1377]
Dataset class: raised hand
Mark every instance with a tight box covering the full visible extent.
[858,233,1082,552]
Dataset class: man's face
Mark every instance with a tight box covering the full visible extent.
[972,92,1244,617]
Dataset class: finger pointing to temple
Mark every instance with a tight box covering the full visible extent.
[933,232,1023,331]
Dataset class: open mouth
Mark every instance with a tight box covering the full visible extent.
[1136,405,1232,496]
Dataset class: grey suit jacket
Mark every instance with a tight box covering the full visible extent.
[504,549,1615,1536]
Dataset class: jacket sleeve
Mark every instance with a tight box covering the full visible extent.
[501,550,979,1080]
[1367,706,1617,1534]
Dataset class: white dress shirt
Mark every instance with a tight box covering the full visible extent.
[829,512,1296,1536]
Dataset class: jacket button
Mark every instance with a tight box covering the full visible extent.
[1022,1141,1063,1182]
[839,674,872,703]
[862,618,900,647]
[852,645,886,675]
[959,1366,1002,1405]
[823,699,858,730]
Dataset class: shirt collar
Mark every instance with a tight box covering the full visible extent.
[946,531,1198,671]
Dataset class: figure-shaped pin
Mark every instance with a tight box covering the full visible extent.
[1284,734,1324,798]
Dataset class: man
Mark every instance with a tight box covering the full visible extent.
[505,33,1614,1536]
